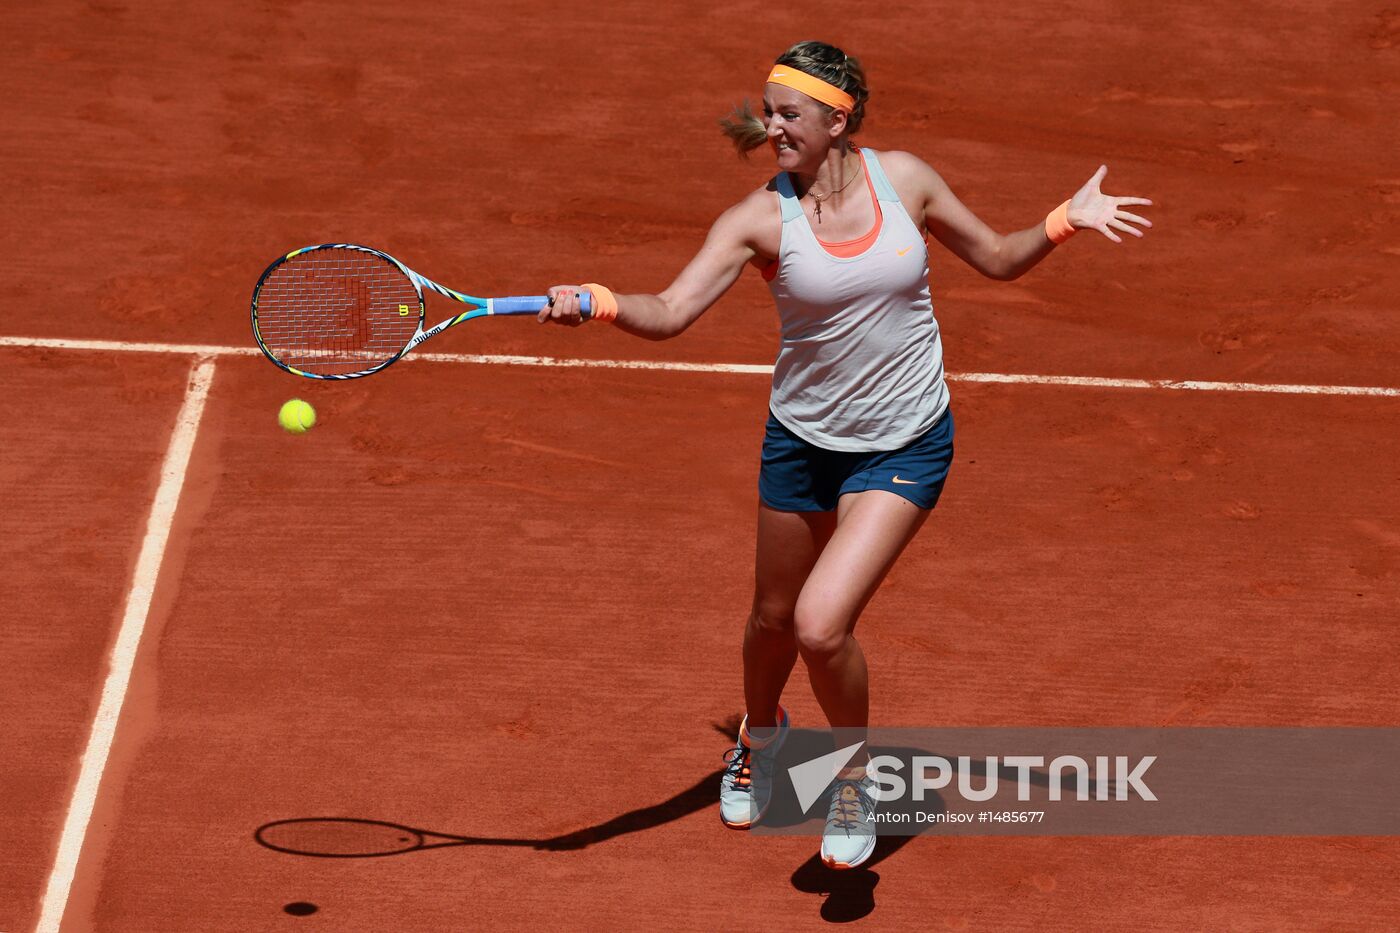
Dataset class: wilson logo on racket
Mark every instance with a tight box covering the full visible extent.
[250,243,592,380]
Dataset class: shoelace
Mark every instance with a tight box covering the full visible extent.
[722,744,753,793]
[828,779,876,831]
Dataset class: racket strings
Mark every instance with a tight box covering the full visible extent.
[255,249,421,375]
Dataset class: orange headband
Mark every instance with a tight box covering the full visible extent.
[766,65,854,113]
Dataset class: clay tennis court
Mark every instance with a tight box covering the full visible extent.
[4,0,1399,929]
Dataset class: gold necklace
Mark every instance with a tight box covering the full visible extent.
[807,157,863,224]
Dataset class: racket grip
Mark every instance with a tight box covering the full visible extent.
[494,293,593,319]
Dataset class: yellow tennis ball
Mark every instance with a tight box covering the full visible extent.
[278,398,316,434]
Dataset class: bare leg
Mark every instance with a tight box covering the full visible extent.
[743,504,836,728]
[794,490,930,764]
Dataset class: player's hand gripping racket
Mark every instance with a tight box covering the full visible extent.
[251,243,591,379]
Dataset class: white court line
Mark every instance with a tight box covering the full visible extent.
[34,358,218,933]
[2,334,1399,397]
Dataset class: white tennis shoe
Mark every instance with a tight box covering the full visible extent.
[820,774,879,869]
[719,706,790,829]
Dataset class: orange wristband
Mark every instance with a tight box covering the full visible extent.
[581,283,618,323]
[1045,200,1075,244]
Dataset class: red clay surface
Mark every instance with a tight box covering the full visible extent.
[3,0,1400,930]
[0,354,192,929]
[40,360,1400,932]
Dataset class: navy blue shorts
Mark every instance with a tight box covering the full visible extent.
[759,409,955,512]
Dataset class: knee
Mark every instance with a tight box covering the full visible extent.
[793,608,848,661]
[747,599,795,640]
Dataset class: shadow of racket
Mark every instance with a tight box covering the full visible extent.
[255,768,723,858]
[255,817,536,858]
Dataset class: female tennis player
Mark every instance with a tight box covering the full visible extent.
[540,40,1152,869]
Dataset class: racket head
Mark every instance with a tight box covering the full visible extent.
[254,818,430,857]
[251,244,426,380]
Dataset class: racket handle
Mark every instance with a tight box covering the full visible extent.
[493,293,593,319]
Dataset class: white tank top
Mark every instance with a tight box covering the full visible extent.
[766,148,949,452]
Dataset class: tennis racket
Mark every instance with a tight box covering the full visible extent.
[251,243,592,379]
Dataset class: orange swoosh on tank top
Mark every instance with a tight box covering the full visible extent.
[897,246,913,256]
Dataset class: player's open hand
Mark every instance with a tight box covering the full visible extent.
[538,286,587,327]
[1068,166,1153,244]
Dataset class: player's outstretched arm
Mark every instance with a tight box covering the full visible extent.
[539,196,761,339]
[887,153,1152,281]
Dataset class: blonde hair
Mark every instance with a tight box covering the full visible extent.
[719,40,870,158]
